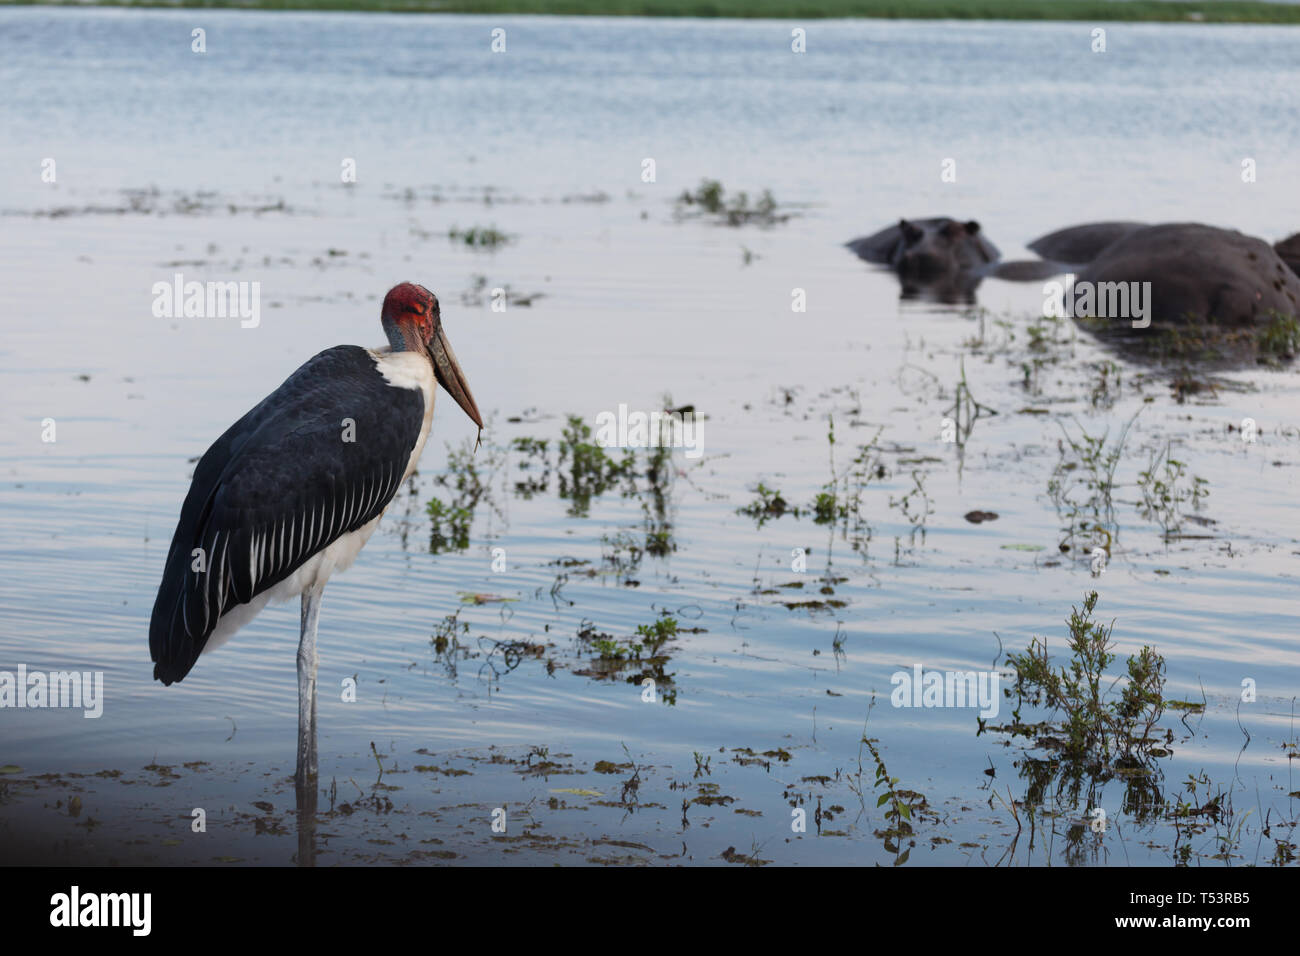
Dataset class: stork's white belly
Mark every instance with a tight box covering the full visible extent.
[203,346,437,655]
[203,516,385,653]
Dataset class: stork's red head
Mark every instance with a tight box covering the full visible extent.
[382,282,439,351]
[381,282,484,432]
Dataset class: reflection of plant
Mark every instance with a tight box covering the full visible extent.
[889,469,933,545]
[1136,443,1208,541]
[944,358,997,448]
[430,610,469,678]
[510,413,677,556]
[600,530,643,581]
[510,437,550,499]
[426,431,504,554]
[425,497,473,552]
[557,416,635,517]
[640,401,678,557]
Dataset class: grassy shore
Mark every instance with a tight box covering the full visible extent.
[7,0,1300,24]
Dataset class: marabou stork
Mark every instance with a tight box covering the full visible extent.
[149,283,483,786]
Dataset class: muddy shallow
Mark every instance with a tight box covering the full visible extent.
[1,10,1298,866]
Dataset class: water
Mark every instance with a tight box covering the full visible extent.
[1,9,1299,865]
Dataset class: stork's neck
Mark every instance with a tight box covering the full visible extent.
[382,322,408,352]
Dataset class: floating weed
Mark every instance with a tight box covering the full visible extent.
[737,482,794,526]
[573,615,683,704]
[675,178,790,227]
[448,225,511,249]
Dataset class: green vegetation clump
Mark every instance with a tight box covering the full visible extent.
[737,482,793,525]
[676,179,788,227]
[575,615,682,704]
[1258,312,1300,362]
[1046,413,1136,555]
[990,591,1171,769]
[448,225,511,249]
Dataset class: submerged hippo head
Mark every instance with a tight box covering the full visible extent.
[846,217,1001,304]
[893,218,998,279]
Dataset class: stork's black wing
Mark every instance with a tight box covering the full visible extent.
[150,345,425,684]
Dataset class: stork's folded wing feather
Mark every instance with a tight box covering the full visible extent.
[150,345,426,684]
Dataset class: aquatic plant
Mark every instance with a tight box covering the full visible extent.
[990,591,1171,768]
[737,482,793,526]
[574,615,682,704]
[811,414,882,533]
[1258,312,1300,362]
[448,225,511,249]
[846,702,930,866]
[1046,410,1139,555]
[675,178,788,227]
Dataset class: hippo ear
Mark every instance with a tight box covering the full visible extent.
[900,219,922,243]
[965,220,981,235]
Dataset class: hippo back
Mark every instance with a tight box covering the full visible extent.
[1027,221,1147,265]
[1275,232,1300,279]
[1074,223,1300,330]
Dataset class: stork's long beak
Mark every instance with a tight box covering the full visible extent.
[428,326,484,432]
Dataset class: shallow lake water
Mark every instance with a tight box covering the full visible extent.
[1,9,1299,865]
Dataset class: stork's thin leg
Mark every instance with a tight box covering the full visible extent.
[296,584,322,787]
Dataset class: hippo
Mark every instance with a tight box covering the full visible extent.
[1026,221,1147,266]
[1274,232,1300,278]
[848,217,1063,303]
[1028,222,1300,360]
[846,217,1000,303]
